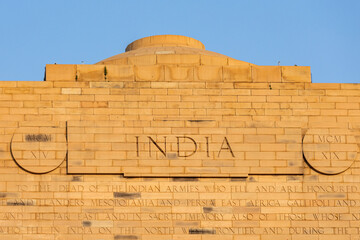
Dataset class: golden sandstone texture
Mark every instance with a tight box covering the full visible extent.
[1,35,360,239]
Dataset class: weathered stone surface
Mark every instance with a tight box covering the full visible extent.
[0,35,359,239]
[303,128,358,174]
[11,126,67,174]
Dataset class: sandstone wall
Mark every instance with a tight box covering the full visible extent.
[1,35,359,240]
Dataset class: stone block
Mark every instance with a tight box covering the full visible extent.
[223,65,251,82]
[106,65,134,82]
[165,66,194,81]
[134,65,164,81]
[157,54,200,64]
[128,55,156,65]
[281,66,311,83]
[61,88,81,95]
[46,64,77,81]
[200,55,228,65]
[195,66,222,81]
[252,65,282,83]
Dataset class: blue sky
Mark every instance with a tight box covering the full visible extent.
[0,0,359,83]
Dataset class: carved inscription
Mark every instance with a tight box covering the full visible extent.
[2,181,360,237]
[67,121,304,176]
[25,134,51,142]
[136,136,234,158]
[11,126,67,174]
[1,226,356,236]
[303,128,358,174]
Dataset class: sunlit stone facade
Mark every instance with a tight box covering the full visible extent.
[1,35,359,239]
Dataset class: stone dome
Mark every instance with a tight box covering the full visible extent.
[96,35,251,66]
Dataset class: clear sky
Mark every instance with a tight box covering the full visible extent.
[0,0,359,83]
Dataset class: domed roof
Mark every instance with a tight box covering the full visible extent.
[96,35,251,66]
[125,35,205,51]
[46,34,311,83]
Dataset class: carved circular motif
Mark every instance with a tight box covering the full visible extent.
[302,128,358,175]
[11,127,67,174]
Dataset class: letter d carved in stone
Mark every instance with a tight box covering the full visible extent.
[177,136,197,157]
